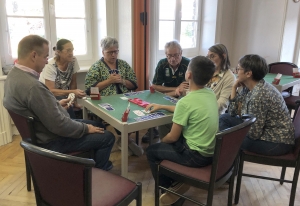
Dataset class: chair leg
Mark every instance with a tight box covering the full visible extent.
[206,181,216,206]
[136,182,142,206]
[289,163,300,206]
[228,160,238,206]
[25,153,31,191]
[234,153,245,204]
[155,165,160,206]
[135,131,139,145]
[280,166,286,185]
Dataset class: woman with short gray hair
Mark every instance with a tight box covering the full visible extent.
[85,36,138,96]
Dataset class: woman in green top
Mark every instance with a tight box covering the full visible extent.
[85,36,138,96]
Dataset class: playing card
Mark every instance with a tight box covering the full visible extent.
[133,110,145,116]
[109,70,119,74]
[98,103,115,111]
[120,97,128,100]
[163,96,172,100]
[142,109,151,113]
[99,103,111,107]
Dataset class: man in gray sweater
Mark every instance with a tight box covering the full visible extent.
[3,35,115,170]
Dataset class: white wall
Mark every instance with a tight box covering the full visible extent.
[227,0,300,66]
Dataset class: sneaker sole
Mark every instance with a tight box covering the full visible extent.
[159,183,190,205]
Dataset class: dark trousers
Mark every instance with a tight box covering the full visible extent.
[146,135,212,188]
[41,119,115,170]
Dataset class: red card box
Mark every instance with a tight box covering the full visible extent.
[90,94,100,100]
[293,72,300,78]
[128,98,150,108]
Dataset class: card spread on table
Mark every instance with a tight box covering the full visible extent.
[123,91,144,97]
[98,103,115,111]
[133,110,145,116]
[134,112,166,122]
[163,96,178,104]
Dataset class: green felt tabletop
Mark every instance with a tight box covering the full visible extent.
[86,90,176,123]
[264,73,299,85]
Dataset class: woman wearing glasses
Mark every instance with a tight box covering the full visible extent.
[85,36,138,96]
[175,43,235,115]
[85,36,142,156]
[40,38,86,118]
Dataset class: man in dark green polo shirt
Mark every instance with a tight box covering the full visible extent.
[142,40,190,143]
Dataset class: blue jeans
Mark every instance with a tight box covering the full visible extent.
[146,135,212,188]
[40,119,115,170]
[219,113,293,156]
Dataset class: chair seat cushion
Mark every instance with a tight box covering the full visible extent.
[243,150,296,161]
[160,160,212,183]
[284,95,299,109]
[92,168,137,205]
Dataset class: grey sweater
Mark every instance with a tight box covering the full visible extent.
[3,67,88,144]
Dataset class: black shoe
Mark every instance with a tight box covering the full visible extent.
[141,128,159,143]
[103,160,113,171]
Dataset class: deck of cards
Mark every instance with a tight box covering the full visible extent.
[134,112,166,122]
[98,103,115,111]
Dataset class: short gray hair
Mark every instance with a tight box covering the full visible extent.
[164,40,182,53]
[100,37,119,51]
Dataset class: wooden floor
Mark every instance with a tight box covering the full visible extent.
[1,131,300,206]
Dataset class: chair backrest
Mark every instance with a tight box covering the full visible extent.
[20,141,95,206]
[268,62,298,75]
[293,103,300,157]
[7,110,37,145]
[212,116,256,180]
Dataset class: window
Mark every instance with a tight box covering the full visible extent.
[1,0,92,65]
[149,0,201,78]
[155,0,201,56]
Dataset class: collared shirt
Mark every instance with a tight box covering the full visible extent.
[152,57,190,87]
[15,63,39,77]
[228,79,295,144]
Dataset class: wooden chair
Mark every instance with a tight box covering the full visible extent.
[20,141,142,206]
[234,101,300,206]
[154,116,256,206]
[7,109,93,191]
[268,62,299,113]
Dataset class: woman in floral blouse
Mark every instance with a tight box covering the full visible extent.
[85,37,142,156]
[219,54,295,156]
[85,37,138,96]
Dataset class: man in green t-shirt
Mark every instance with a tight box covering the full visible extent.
[146,56,218,205]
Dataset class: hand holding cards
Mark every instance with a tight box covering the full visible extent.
[67,93,75,107]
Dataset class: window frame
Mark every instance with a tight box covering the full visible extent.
[0,0,93,65]
[149,0,202,80]
[154,0,202,59]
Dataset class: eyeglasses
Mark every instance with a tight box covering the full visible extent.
[235,67,244,73]
[206,54,216,60]
[166,53,181,59]
[62,48,74,53]
[105,50,119,55]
